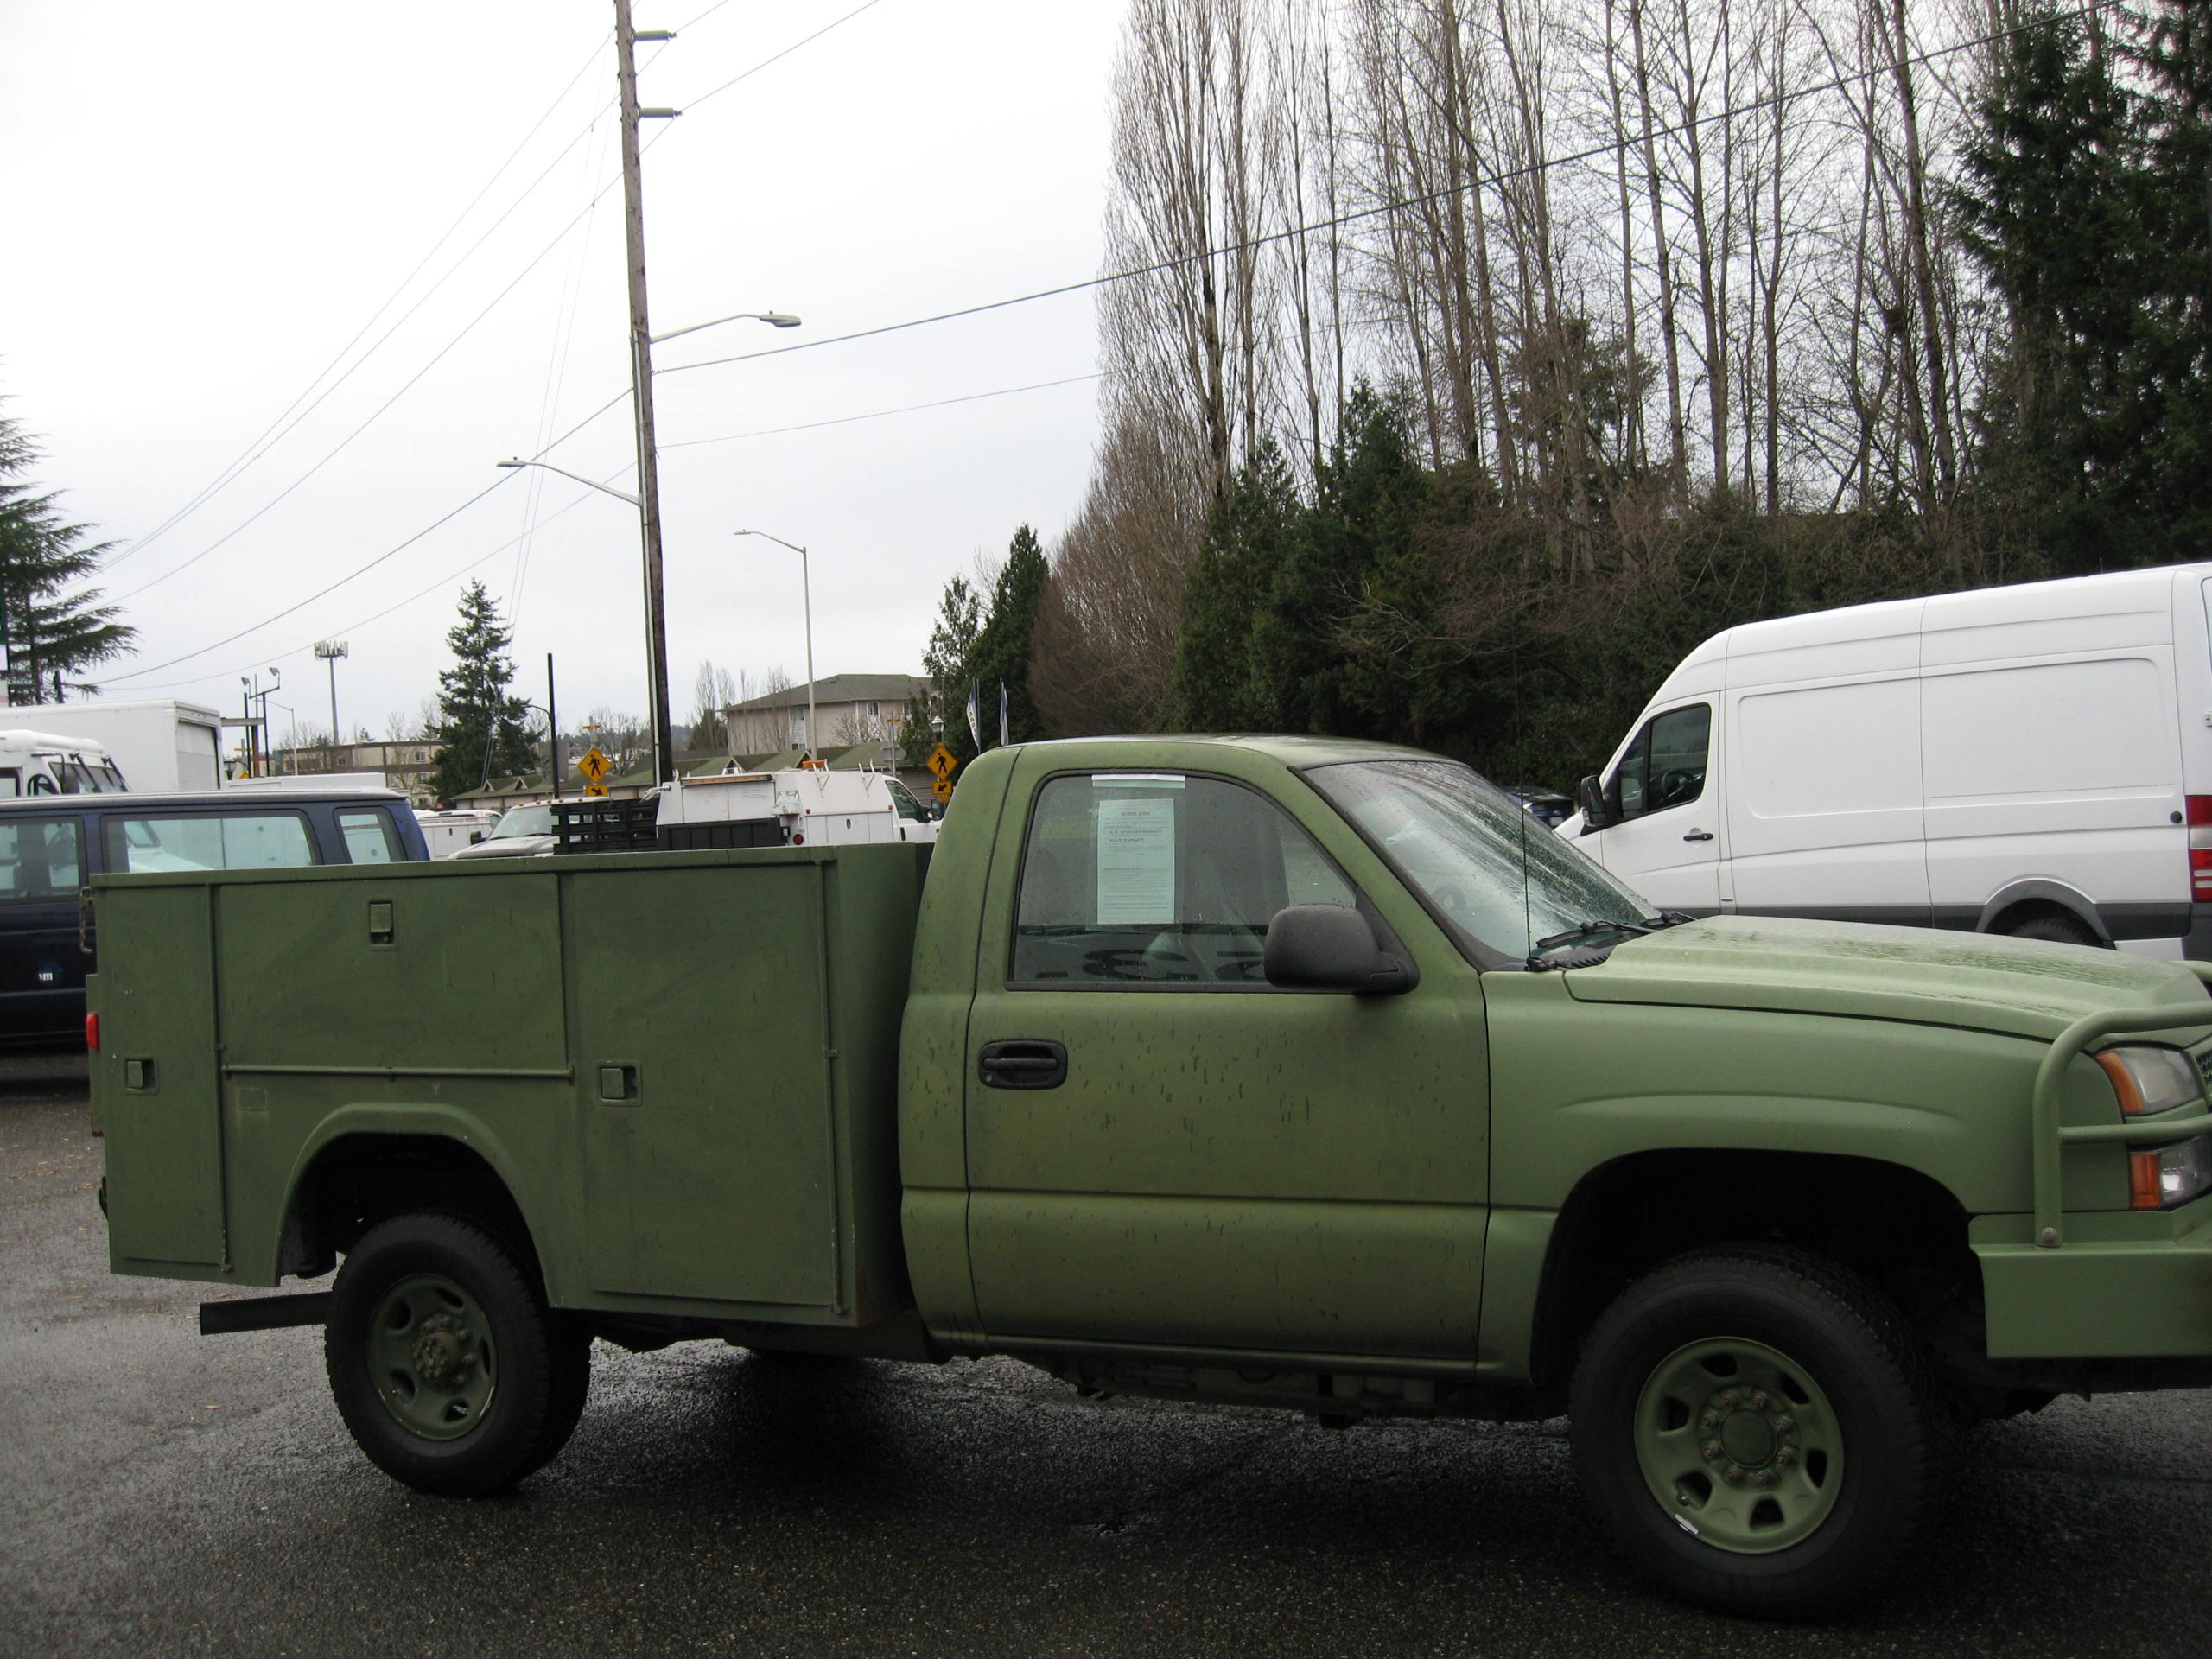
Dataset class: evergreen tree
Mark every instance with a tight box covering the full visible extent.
[1170,443,1302,730]
[1956,3,2210,570]
[429,581,534,803]
[964,524,1049,748]
[0,410,135,702]
[907,572,986,766]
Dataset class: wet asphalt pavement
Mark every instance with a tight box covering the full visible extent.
[6,1064,2212,1657]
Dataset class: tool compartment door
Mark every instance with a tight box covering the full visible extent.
[570,862,840,1308]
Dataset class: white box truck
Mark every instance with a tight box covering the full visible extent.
[17,700,225,793]
[1561,563,2212,958]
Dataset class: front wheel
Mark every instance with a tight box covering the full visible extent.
[1570,1245,1947,1619]
[326,1213,575,1496]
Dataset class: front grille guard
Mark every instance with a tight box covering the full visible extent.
[2031,961,2212,1247]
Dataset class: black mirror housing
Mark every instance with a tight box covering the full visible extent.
[1577,773,1615,831]
[1263,905,1414,995]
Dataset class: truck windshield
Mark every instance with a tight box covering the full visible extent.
[1306,758,1656,962]
[490,805,555,839]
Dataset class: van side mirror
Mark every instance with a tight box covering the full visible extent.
[1263,906,1413,995]
[1577,774,1617,832]
[469,831,486,844]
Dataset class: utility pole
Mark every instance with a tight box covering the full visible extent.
[612,0,679,785]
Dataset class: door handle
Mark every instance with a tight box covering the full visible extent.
[978,1039,1068,1090]
[1682,829,1715,842]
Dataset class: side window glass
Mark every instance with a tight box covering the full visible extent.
[0,819,81,901]
[337,810,397,864]
[1611,704,1711,821]
[1611,726,1651,818]
[1011,773,1356,987]
[887,780,925,822]
[1647,704,1712,811]
[105,813,317,873]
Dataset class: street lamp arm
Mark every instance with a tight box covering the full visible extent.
[495,459,643,507]
[650,310,801,346]
[733,528,806,556]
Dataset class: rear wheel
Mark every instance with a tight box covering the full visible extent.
[1570,1245,1947,1619]
[1999,913,2101,949]
[326,1213,572,1496]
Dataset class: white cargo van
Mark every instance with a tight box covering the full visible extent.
[1562,563,2212,958]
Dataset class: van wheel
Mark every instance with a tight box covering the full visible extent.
[1569,1245,1946,1620]
[326,1213,564,1497]
[2000,914,2101,949]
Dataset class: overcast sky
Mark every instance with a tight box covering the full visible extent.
[0,0,1121,746]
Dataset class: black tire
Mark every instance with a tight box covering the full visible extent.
[2000,913,2101,949]
[1569,1244,1948,1620]
[326,1212,562,1497]
[518,1317,593,1479]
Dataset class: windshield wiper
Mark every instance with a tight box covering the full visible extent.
[1643,910,1699,930]
[1532,917,1654,954]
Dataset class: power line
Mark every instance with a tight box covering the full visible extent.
[658,0,2117,381]
[677,0,889,115]
[660,371,1103,450]
[101,388,634,685]
[105,29,615,575]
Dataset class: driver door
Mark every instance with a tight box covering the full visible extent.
[1589,702,1721,912]
[961,763,1487,1360]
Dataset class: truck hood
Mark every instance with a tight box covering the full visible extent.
[1563,916,2212,1041]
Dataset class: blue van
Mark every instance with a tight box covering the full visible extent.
[0,787,429,1046]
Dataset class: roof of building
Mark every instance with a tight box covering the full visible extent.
[724,672,926,714]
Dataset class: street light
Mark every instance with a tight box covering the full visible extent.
[650,309,800,346]
[734,530,814,757]
[497,302,798,787]
[315,640,347,754]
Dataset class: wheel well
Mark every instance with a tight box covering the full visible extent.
[1528,1151,1977,1408]
[283,1134,541,1292]
[1984,896,2104,943]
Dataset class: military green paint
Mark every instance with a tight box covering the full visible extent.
[98,882,226,1268]
[91,736,2212,1394]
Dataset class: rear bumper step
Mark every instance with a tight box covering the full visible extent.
[199,1292,329,1335]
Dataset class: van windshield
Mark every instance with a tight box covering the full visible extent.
[489,805,555,839]
[1306,758,1657,963]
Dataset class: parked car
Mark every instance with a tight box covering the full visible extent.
[1563,562,2212,957]
[0,786,427,1046]
[447,802,559,861]
[1502,784,1574,829]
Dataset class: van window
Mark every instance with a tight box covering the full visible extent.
[0,818,81,901]
[336,809,398,864]
[104,812,317,874]
[1011,773,1356,985]
[886,779,926,822]
[1611,703,1711,819]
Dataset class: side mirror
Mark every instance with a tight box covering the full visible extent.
[468,830,486,844]
[1263,906,1414,995]
[1577,773,1617,832]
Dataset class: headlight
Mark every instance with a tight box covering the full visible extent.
[2094,1046,2202,1116]
[2129,1135,2212,1210]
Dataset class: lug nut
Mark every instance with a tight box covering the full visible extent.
[1749,1391,1770,1410]
[1719,1391,1740,1409]
[1699,1411,1719,1431]
[1701,1440,1723,1462]
[1776,1446,1797,1468]
[1771,1414,1795,1435]
[1721,1465,1746,1485]
[1751,1469,1777,1490]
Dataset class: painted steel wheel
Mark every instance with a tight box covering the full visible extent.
[327,1213,577,1496]
[1571,1245,1948,1620]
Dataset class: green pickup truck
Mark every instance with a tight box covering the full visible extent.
[90,736,2212,1617]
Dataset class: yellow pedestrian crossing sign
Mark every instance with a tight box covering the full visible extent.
[577,746,612,784]
[925,744,957,781]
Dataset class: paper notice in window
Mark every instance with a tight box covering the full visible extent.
[1096,797,1177,924]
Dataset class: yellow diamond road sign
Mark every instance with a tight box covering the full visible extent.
[584,782,608,798]
[925,743,957,781]
[577,746,612,784]
[931,775,954,802]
